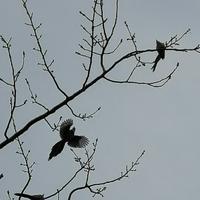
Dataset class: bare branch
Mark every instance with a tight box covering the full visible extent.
[1,1,200,200]
[166,28,191,48]
[25,78,49,111]
[66,104,101,121]
[67,149,145,199]
[21,0,68,98]
[44,116,62,132]
[45,139,98,199]
[79,11,92,22]
[16,137,35,196]
[12,116,35,198]
[104,62,180,88]
[1,0,199,154]
[15,51,25,82]
[0,44,198,149]
[0,77,13,86]
[82,0,99,88]
[1,36,17,139]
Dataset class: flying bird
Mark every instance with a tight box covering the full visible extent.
[48,119,89,160]
[151,40,166,72]
[15,193,44,200]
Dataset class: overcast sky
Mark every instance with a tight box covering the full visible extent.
[1,0,200,200]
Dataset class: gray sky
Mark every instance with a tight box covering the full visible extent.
[1,0,200,199]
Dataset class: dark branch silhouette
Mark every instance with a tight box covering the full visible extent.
[15,193,44,200]
[1,0,200,199]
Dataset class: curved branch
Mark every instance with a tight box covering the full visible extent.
[0,47,197,149]
[104,62,180,88]
[45,139,98,199]
[67,150,145,200]
[66,104,101,121]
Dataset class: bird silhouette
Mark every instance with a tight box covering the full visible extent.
[15,193,44,200]
[151,40,166,72]
[48,119,89,160]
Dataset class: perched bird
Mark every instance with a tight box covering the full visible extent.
[15,193,44,200]
[48,119,89,160]
[151,40,166,72]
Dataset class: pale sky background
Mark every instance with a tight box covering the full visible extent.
[1,0,200,200]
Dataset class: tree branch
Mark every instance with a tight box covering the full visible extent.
[0,45,198,149]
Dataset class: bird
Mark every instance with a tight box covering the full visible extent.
[48,119,89,160]
[15,193,44,200]
[151,40,166,72]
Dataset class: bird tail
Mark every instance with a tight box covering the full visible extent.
[151,55,161,72]
[48,140,66,161]
[151,63,156,72]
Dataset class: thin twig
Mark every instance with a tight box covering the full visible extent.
[21,0,68,98]
[67,149,145,199]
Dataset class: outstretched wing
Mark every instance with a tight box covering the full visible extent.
[68,135,89,148]
[48,140,66,160]
[60,119,73,140]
